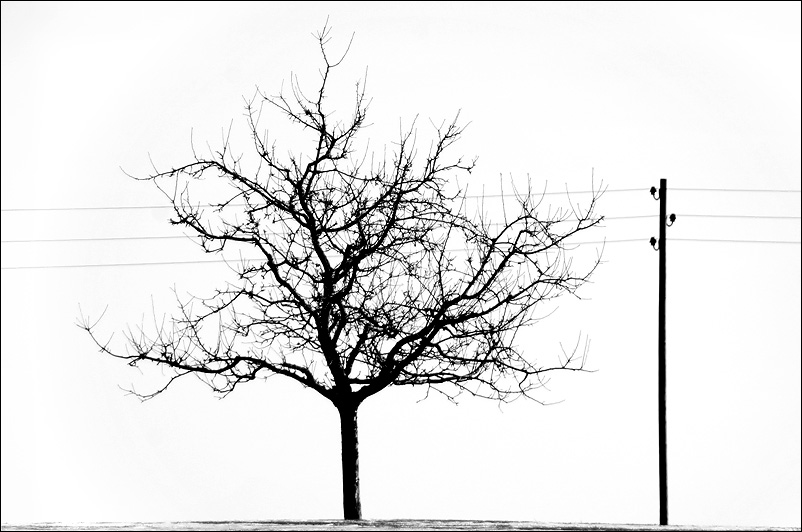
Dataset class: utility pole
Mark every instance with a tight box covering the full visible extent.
[650,179,674,526]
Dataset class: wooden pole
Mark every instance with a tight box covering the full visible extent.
[658,178,668,526]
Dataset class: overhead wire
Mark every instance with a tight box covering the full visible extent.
[3,236,800,270]
[671,187,802,193]
[1,212,799,245]
[1,186,799,268]
[4,186,798,214]
[671,238,801,244]
[2,235,189,244]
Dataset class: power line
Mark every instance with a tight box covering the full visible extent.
[17,186,795,213]
[602,213,802,220]
[567,238,645,244]
[0,191,618,213]
[0,240,632,270]
[676,214,801,220]
[0,258,243,270]
[0,235,638,245]
[4,209,800,244]
[464,188,643,198]
[3,237,800,270]
[672,238,801,244]
[672,187,802,193]
[0,232,662,246]
[1,204,179,213]
[1,235,190,244]
[603,215,656,220]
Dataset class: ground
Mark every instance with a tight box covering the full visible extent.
[1,521,799,531]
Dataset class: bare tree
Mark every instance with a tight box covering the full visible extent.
[81,25,603,520]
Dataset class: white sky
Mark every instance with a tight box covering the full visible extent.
[1,1,800,527]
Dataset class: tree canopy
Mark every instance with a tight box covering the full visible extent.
[81,25,604,519]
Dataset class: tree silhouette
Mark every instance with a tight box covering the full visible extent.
[81,25,604,520]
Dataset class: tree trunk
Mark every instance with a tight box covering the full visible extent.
[338,404,362,520]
